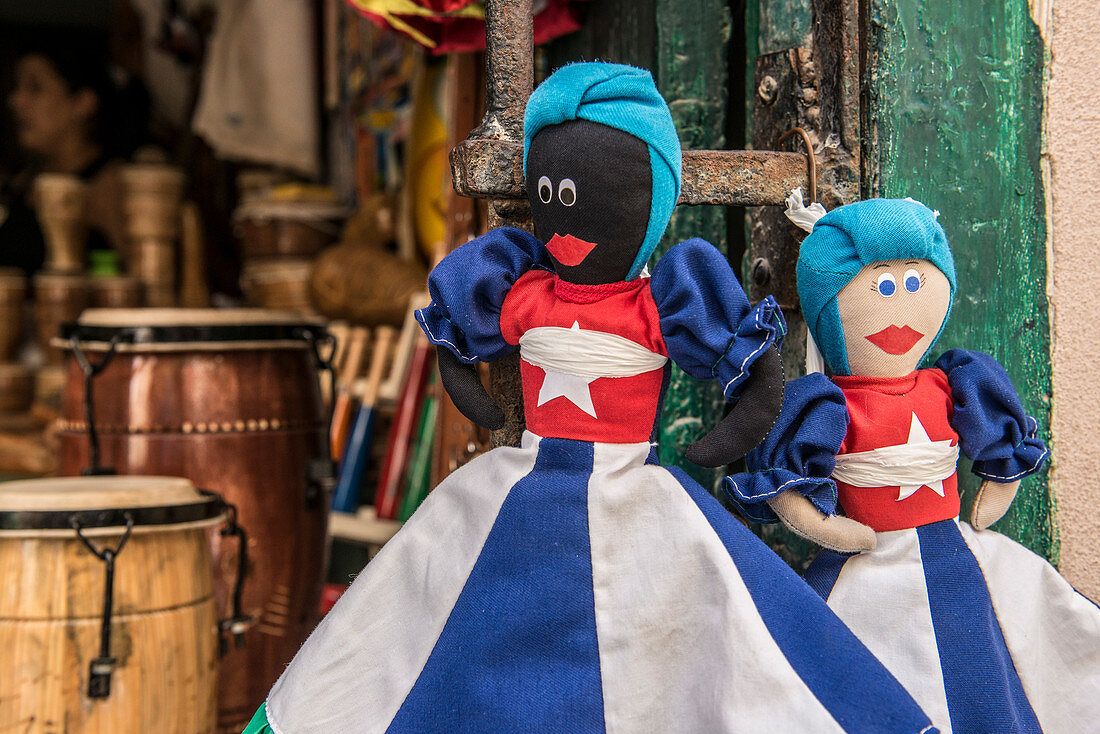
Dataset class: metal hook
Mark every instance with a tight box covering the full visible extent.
[778,127,817,204]
[69,332,122,475]
[70,512,134,698]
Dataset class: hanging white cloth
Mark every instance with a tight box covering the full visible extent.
[192,0,320,176]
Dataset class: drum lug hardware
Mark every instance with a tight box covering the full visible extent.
[297,326,338,460]
[71,512,134,699]
[69,332,122,475]
[218,499,252,655]
[306,457,337,508]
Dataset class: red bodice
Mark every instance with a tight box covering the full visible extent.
[500,270,668,443]
[833,369,961,531]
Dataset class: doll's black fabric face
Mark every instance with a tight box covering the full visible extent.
[526,119,652,284]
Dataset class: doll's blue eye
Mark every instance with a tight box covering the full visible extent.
[904,269,921,293]
[876,273,896,297]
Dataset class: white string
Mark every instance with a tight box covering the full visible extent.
[784,187,827,233]
[519,324,668,379]
[832,442,960,487]
[784,187,830,373]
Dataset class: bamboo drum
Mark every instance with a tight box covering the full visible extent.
[34,173,88,273]
[0,476,222,733]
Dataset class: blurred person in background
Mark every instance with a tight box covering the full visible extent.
[0,35,149,274]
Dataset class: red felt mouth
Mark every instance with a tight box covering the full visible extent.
[546,234,598,267]
[865,325,925,355]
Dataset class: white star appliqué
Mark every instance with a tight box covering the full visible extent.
[535,322,598,418]
[897,413,953,501]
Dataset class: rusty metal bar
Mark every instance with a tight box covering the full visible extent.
[452,0,534,448]
[453,142,812,207]
[679,151,809,206]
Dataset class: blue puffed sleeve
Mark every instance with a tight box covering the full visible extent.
[415,227,551,363]
[722,373,848,524]
[935,349,1049,482]
[649,238,786,401]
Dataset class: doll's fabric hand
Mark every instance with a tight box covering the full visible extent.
[970,478,1020,530]
[686,344,784,468]
[436,348,505,431]
[766,490,877,553]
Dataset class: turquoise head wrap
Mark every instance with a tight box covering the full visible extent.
[523,62,682,279]
[797,198,957,375]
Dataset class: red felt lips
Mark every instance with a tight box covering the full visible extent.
[865,325,925,355]
[546,234,598,266]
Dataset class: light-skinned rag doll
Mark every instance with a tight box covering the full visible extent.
[727,195,1100,734]
[242,64,940,734]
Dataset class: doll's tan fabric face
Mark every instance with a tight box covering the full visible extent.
[836,259,951,377]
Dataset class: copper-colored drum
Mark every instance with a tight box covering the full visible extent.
[234,200,346,260]
[34,272,90,363]
[57,309,333,733]
[0,476,223,733]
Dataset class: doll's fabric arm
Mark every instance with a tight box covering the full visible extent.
[649,238,785,401]
[935,349,1049,482]
[415,227,550,363]
[722,373,847,523]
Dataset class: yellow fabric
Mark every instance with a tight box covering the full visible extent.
[345,0,485,49]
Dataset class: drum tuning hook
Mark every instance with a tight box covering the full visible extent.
[217,497,252,655]
[71,512,134,699]
[69,332,122,476]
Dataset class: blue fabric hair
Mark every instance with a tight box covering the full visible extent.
[797,198,957,375]
[523,62,682,279]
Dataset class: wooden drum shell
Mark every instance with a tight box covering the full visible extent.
[57,339,329,733]
[0,523,218,733]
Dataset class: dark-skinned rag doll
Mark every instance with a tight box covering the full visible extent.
[243,64,940,734]
[728,195,1100,733]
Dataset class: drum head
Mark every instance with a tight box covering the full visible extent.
[0,476,225,534]
[58,308,326,352]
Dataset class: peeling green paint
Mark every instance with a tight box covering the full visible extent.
[867,0,1055,559]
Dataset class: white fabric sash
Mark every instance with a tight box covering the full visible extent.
[832,442,960,487]
[519,324,668,378]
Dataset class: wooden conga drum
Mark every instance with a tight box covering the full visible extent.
[0,476,223,733]
[56,309,333,733]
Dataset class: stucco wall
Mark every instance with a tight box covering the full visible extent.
[1049,0,1100,599]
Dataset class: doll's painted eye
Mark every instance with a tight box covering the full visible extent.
[558,178,577,206]
[538,176,553,204]
[904,269,921,293]
[877,273,897,297]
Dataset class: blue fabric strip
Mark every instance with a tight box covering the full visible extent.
[389,439,604,733]
[667,466,937,734]
[916,520,1040,734]
[804,549,851,601]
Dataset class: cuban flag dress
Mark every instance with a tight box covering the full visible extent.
[728,354,1100,734]
[250,228,937,734]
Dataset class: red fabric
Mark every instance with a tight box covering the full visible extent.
[352,0,585,54]
[833,369,961,532]
[501,270,667,444]
[411,0,477,11]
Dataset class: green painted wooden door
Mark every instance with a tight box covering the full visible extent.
[746,0,1053,560]
[551,0,1055,563]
